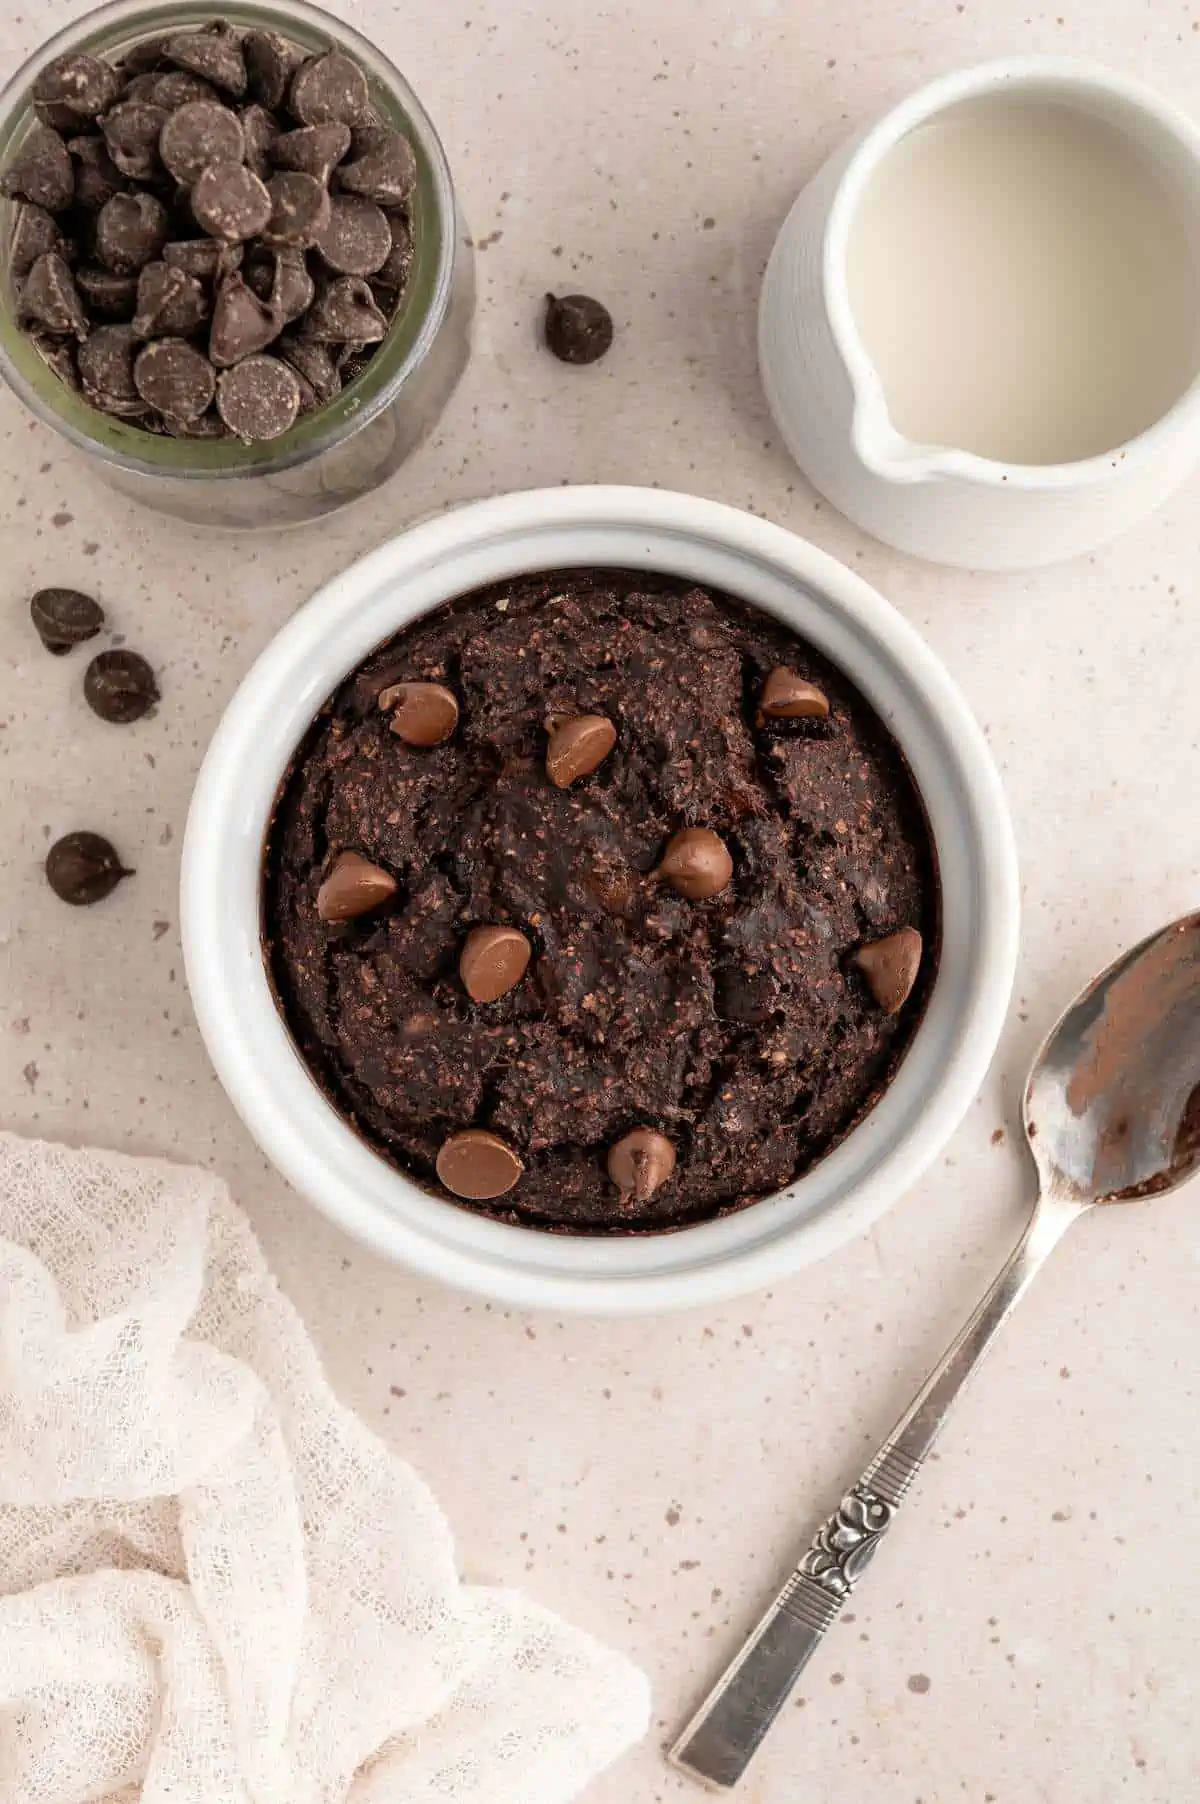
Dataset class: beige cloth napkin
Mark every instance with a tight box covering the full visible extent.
[0,1132,649,1804]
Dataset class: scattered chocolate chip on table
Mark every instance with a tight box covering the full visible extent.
[544,292,614,364]
[30,586,105,654]
[83,648,160,723]
[45,830,133,905]
[1,24,418,442]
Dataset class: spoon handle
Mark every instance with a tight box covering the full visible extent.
[669,1194,1084,1792]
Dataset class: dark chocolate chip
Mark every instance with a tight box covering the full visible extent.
[118,72,165,105]
[304,274,387,342]
[261,170,330,248]
[852,928,923,1015]
[114,38,169,79]
[277,332,341,401]
[164,407,226,438]
[607,1128,676,1201]
[100,101,169,181]
[163,236,241,279]
[378,680,459,746]
[34,52,122,121]
[243,29,305,110]
[546,713,616,786]
[9,202,64,278]
[67,133,126,210]
[78,321,145,415]
[30,586,105,655]
[28,329,81,389]
[289,51,369,127]
[376,210,412,289]
[209,270,279,366]
[46,831,133,906]
[190,161,272,241]
[18,252,89,335]
[216,353,300,440]
[313,192,390,275]
[544,291,614,365]
[337,130,416,206]
[150,70,220,111]
[133,336,215,420]
[273,121,351,185]
[435,1129,523,1201]
[159,99,245,184]
[239,103,278,179]
[132,260,209,337]
[658,827,733,900]
[75,265,138,321]
[162,25,247,99]
[316,849,397,921]
[84,647,159,723]
[459,925,532,1003]
[95,190,169,273]
[36,100,92,134]
[266,249,313,324]
[1,122,75,211]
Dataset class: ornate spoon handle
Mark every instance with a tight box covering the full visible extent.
[668,1194,1083,1791]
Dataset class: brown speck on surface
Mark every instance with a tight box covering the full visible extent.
[907,1673,932,1694]
[389,1384,405,1397]
[829,1671,845,1685]
[665,1506,681,1527]
[13,1018,30,1035]
[152,920,170,940]
[990,1127,1005,1145]
[1052,1508,1071,1522]
[51,510,73,527]
[22,1061,39,1089]
[1060,1365,1071,1378]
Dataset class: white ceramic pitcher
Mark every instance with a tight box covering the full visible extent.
[759,58,1200,570]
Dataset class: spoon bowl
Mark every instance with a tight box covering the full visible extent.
[1025,912,1200,1202]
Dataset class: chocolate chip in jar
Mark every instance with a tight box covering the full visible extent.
[289,50,369,127]
[17,251,89,336]
[30,586,105,655]
[0,122,75,211]
[243,29,306,111]
[162,24,248,99]
[239,103,279,180]
[45,830,133,905]
[208,270,280,367]
[94,191,169,274]
[84,648,160,723]
[336,130,416,206]
[190,161,273,242]
[99,100,169,181]
[132,336,216,421]
[544,291,614,365]
[272,121,351,185]
[313,192,391,275]
[9,202,64,279]
[158,98,245,184]
[75,266,139,322]
[304,274,387,343]
[68,134,126,212]
[132,261,209,338]
[78,323,145,417]
[216,353,301,441]
[33,52,123,123]
[28,329,80,388]
[261,169,331,248]
[162,236,241,280]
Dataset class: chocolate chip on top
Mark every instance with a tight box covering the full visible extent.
[658,827,733,900]
[1,30,417,443]
[759,666,831,721]
[379,681,459,747]
[607,1129,676,1202]
[436,1129,524,1201]
[852,927,923,1015]
[545,713,616,787]
[316,850,397,922]
[460,925,532,1003]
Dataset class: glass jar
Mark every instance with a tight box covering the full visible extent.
[0,0,473,528]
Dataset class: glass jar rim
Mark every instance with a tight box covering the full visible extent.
[0,0,458,482]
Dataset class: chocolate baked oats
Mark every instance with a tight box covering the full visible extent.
[263,568,938,1232]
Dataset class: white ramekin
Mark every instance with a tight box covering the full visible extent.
[181,487,1019,1314]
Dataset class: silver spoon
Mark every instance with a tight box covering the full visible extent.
[671,912,1200,1791]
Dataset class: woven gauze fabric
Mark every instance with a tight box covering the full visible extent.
[0,1132,649,1804]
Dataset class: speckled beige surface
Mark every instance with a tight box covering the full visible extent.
[3,2,1199,1799]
